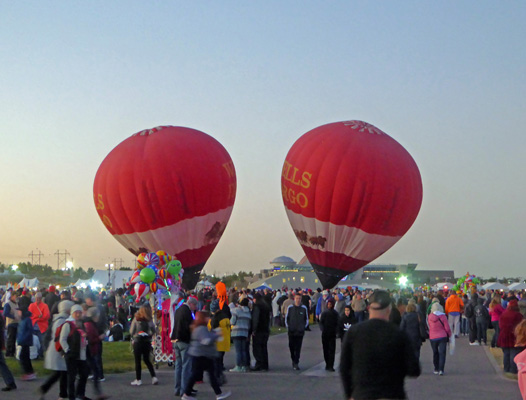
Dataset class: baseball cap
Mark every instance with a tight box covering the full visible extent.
[368,290,392,310]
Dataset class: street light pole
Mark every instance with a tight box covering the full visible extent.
[105,263,114,289]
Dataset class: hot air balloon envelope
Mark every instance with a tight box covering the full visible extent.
[94,126,236,289]
[282,120,423,289]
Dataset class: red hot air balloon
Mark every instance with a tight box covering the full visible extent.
[94,126,236,289]
[282,120,423,289]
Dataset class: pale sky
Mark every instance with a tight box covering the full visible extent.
[1,2,525,279]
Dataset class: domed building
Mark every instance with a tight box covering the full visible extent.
[269,256,296,268]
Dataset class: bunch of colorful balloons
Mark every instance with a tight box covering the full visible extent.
[452,272,480,293]
[126,250,184,303]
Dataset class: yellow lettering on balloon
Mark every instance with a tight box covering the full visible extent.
[95,194,105,210]
[301,172,312,189]
[282,161,312,189]
[282,184,308,209]
[296,192,308,208]
[102,215,113,229]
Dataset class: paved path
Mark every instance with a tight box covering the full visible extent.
[3,327,521,400]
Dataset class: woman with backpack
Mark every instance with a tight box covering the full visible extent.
[129,305,158,386]
[38,300,74,399]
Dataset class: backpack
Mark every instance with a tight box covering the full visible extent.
[136,320,151,340]
[464,303,474,318]
[54,320,75,353]
[474,305,484,318]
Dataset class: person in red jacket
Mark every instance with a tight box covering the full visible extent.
[497,299,524,373]
[28,292,50,357]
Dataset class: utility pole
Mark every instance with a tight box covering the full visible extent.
[28,249,44,265]
[112,258,124,269]
[54,250,70,270]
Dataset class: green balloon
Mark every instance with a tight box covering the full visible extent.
[167,260,182,277]
[140,267,156,284]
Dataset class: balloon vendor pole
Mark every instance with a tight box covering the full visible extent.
[126,251,185,367]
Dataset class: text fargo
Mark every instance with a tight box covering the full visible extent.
[282,161,312,208]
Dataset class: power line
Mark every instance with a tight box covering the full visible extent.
[28,249,44,265]
[54,249,70,270]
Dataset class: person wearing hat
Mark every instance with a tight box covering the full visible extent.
[427,301,451,375]
[3,290,19,357]
[319,297,339,371]
[340,290,420,399]
[38,299,74,399]
[44,285,60,316]
[60,304,89,400]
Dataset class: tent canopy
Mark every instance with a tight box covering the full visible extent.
[196,280,213,288]
[508,282,526,291]
[254,283,272,291]
[482,282,509,291]
[19,277,39,288]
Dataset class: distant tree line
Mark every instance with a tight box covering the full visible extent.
[0,261,96,286]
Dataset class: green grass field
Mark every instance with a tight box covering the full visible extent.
[5,341,136,377]
[5,322,307,377]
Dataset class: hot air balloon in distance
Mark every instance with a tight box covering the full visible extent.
[94,126,237,289]
[282,120,423,289]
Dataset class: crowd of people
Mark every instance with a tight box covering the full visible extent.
[1,283,526,400]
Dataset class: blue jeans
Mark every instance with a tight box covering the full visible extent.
[461,316,469,335]
[502,347,523,373]
[174,341,192,395]
[355,311,365,323]
[232,337,248,367]
[491,321,500,347]
[430,337,448,372]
